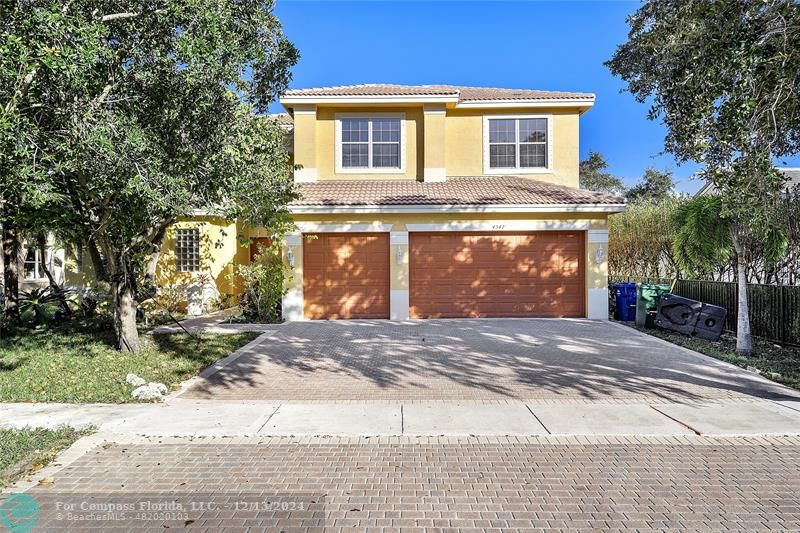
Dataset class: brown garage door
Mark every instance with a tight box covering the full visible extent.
[303,233,390,319]
[410,231,585,318]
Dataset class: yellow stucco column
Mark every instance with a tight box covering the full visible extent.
[423,104,446,182]
[389,229,409,320]
[586,229,609,319]
[282,232,304,320]
[292,104,317,183]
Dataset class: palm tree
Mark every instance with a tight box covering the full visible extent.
[672,196,786,354]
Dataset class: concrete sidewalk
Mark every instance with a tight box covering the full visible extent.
[2,398,800,437]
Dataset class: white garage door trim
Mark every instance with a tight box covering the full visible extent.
[294,222,393,233]
[405,220,591,232]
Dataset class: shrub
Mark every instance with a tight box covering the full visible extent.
[18,286,74,325]
[608,197,686,279]
[235,243,290,323]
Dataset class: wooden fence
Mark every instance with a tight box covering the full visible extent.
[609,277,800,345]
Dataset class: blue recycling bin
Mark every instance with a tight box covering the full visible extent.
[613,283,637,321]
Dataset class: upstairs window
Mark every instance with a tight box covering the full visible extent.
[484,116,550,173]
[176,228,200,272]
[336,114,405,173]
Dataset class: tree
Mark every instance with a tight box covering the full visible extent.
[673,196,786,352]
[0,2,98,326]
[1,1,299,350]
[607,0,800,354]
[579,152,626,195]
[625,168,675,202]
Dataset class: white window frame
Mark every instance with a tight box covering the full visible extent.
[23,248,51,281]
[482,114,553,175]
[335,112,406,174]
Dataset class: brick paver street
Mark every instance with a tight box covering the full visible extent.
[24,436,800,531]
[181,319,800,402]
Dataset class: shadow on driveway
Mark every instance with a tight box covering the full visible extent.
[180,319,800,402]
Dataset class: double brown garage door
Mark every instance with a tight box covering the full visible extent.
[304,231,584,319]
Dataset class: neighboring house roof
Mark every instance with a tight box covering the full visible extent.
[290,176,625,212]
[782,168,800,184]
[280,84,595,109]
[267,112,293,129]
[695,168,800,197]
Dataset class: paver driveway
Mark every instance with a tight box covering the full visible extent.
[181,319,800,402]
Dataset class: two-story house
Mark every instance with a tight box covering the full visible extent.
[37,84,624,320]
[277,84,624,321]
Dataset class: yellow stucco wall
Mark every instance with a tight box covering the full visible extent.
[292,104,582,186]
[423,106,446,174]
[315,106,423,180]
[293,107,316,178]
[156,216,246,302]
[444,107,580,187]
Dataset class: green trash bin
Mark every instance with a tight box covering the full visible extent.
[636,283,671,328]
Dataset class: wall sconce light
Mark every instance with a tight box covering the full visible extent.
[396,247,404,266]
[287,249,295,268]
[595,246,605,264]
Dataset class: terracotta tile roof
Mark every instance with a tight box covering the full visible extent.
[290,176,624,208]
[282,84,593,103]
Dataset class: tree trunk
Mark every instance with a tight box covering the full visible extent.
[732,235,753,355]
[143,223,169,287]
[2,221,21,326]
[111,257,139,352]
[87,237,109,283]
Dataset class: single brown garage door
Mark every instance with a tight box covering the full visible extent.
[303,233,390,319]
[410,231,585,318]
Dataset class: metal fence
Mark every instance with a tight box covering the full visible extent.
[609,276,800,345]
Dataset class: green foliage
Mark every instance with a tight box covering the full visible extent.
[18,286,74,325]
[235,244,289,323]
[671,196,733,276]
[608,197,686,278]
[0,325,259,403]
[0,1,104,230]
[607,0,800,226]
[672,195,788,278]
[625,168,676,202]
[579,151,626,195]
[1,0,300,350]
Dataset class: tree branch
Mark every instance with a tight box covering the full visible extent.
[98,9,167,22]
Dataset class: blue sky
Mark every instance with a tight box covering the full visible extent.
[271,1,800,195]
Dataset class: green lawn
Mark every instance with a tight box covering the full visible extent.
[0,320,259,403]
[634,325,800,390]
[0,426,90,488]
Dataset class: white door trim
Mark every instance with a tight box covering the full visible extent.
[295,222,393,233]
[587,229,609,243]
[405,220,591,232]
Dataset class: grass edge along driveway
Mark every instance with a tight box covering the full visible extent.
[0,323,259,403]
[631,324,800,390]
[0,426,91,489]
